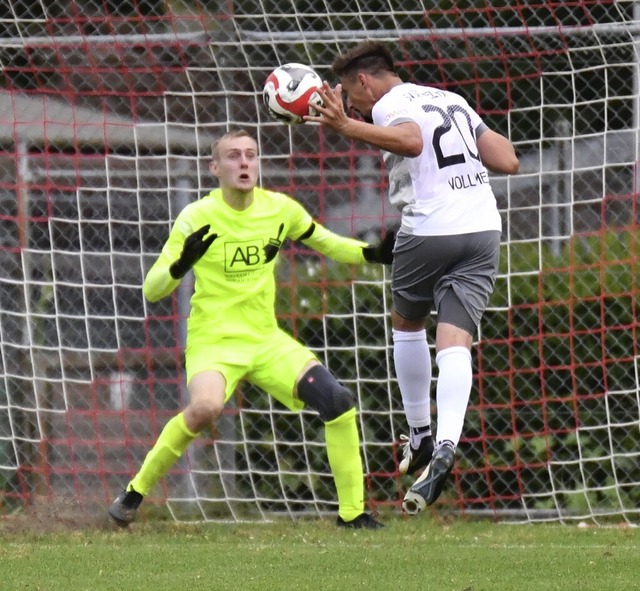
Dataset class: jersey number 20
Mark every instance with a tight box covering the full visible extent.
[425,104,481,169]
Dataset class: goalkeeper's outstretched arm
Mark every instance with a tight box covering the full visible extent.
[298,222,394,265]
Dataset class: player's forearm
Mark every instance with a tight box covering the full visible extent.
[143,256,181,302]
[301,223,367,264]
[340,120,422,157]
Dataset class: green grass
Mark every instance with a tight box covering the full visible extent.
[1,514,637,591]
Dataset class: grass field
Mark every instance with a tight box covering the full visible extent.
[1,511,637,591]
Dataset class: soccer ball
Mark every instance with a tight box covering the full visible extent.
[263,63,323,125]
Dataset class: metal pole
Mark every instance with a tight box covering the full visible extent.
[15,138,44,497]
[559,118,572,248]
[174,177,198,506]
[634,3,640,167]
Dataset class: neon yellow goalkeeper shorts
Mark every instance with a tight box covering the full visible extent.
[185,329,317,411]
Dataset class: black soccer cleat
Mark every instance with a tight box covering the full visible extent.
[336,513,385,529]
[398,432,434,475]
[402,441,455,515]
[108,488,143,527]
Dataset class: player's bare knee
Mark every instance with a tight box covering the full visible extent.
[184,400,222,432]
[297,365,354,422]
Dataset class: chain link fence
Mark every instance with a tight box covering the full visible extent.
[0,0,638,523]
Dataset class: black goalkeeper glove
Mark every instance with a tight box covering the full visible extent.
[169,224,218,279]
[362,230,395,265]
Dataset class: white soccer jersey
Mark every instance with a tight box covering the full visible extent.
[372,83,502,236]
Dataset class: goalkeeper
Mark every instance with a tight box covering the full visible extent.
[108,129,391,529]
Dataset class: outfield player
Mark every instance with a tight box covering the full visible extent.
[306,41,519,513]
[108,129,393,529]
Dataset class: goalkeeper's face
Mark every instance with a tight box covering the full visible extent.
[209,135,259,193]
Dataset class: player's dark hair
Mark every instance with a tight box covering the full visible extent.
[332,41,396,79]
[211,129,253,159]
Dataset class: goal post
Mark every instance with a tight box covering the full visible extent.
[0,0,638,524]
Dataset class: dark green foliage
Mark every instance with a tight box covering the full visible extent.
[267,228,639,516]
[476,229,640,513]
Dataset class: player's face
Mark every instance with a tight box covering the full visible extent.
[340,73,376,123]
[210,136,259,191]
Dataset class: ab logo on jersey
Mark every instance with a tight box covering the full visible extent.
[224,239,264,274]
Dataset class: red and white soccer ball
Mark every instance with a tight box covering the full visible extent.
[263,63,323,125]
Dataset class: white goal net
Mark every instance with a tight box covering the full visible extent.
[0,0,639,524]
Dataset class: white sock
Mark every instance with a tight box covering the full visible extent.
[409,425,432,450]
[392,329,432,431]
[434,346,473,448]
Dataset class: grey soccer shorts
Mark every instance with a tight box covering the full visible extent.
[391,230,501,334]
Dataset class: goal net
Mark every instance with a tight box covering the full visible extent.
[1,1,638,524]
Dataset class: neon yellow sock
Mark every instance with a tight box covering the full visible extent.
[128,412,198,496]
[324,407,364,521]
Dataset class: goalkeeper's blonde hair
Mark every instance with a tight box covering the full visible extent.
[211,129,253,159]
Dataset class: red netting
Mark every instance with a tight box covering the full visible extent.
[0,0,638,523]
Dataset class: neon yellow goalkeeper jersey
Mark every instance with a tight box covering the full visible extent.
[143,187,367,346]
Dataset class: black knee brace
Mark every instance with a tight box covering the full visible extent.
[297,365,355,422]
